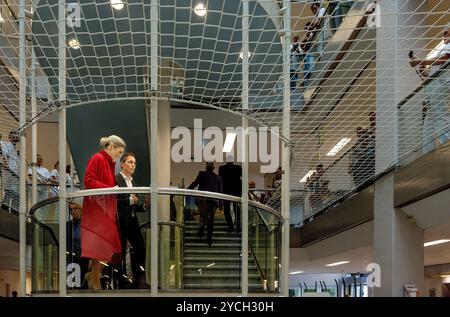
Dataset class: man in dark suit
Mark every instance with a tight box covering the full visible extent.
[218,155,242,232]
[188,162,222,246]
[116,152,148,288]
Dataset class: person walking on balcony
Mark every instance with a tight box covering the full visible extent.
[115,152,148,289]
[82,135,126,290]
[218,155,242,232]
[0,130,20,213]
[188,162,223,246]
[290,34,303,91]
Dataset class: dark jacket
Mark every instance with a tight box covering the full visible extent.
[188,171,222,193]
[218,163,242,196]
[116,173,146,215]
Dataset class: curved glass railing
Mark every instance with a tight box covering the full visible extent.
[29,187,282,294]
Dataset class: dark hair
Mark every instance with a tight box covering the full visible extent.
[206,161,215,171]
[121,152,136,163]
[311,2,319,10]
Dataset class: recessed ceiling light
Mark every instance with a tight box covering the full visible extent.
[299,170,316,183]
[68,39,80,49]
[239,50,252,59]
[424,239,450,247]
[325,261,350,267]
[194,3,207,17]
[326,137,351,156]
[289,271,303,275]
[110,0,124,10]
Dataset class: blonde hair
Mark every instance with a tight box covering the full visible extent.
[99,135,126,149]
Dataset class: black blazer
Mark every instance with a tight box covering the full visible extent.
[116,173,145,214]
[188,171,222,193]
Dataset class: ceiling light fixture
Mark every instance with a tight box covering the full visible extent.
[299,170,316,183]
[239,50,252,59]
[110,0,124,11]
[194,3,207,17]
[68,38,80,49]
[424,239,450,247]
[325,261,350,267]
[326,137,351,156]
[289,271,304,275]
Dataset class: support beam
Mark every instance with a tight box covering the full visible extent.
[150,0,159,297]
[281,0,291,297]
[31,51,37,206]
[241,0,249,297]
[18,0,27,297]
[58,0,67,297]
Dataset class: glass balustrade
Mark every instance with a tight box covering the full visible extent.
[29,188,282,294]
[398,62,450,165]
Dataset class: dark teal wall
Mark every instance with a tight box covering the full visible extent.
[67,100,150,187]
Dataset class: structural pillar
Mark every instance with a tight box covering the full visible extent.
[374,0,426,297]
[281,0,291,297]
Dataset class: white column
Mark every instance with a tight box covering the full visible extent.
[241,0,249,296]
[18,0,27,297]
[150,0,159,297]
[281,0,291,297]
[374,0,427,297]
[375,0,428,172]
[373,174,424,296]
[58,0,67,296]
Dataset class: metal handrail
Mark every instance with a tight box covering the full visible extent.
[59,187,282,220]
[398,60,450,108]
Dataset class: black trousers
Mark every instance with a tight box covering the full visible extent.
[223,200,241,231]
[117,208,146,288]
[198,199,218,240]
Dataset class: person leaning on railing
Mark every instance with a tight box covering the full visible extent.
[408,25,450,153]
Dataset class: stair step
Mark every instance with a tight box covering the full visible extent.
[185,236,241,242]
[184,242,240,249]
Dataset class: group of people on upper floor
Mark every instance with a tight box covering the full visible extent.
[290,1,347,90]
[1,130,78,214]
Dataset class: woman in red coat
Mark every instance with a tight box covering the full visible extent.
[81,135,126,289]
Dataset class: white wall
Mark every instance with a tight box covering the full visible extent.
[0,270,31,296]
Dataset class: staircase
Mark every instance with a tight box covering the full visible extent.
[183,217,264,290]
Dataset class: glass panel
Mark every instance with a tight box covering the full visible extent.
[398,64,450,164]
[248,205,281,293]
[31,200,59,293]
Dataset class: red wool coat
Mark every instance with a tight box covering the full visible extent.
[81,150,121,263]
